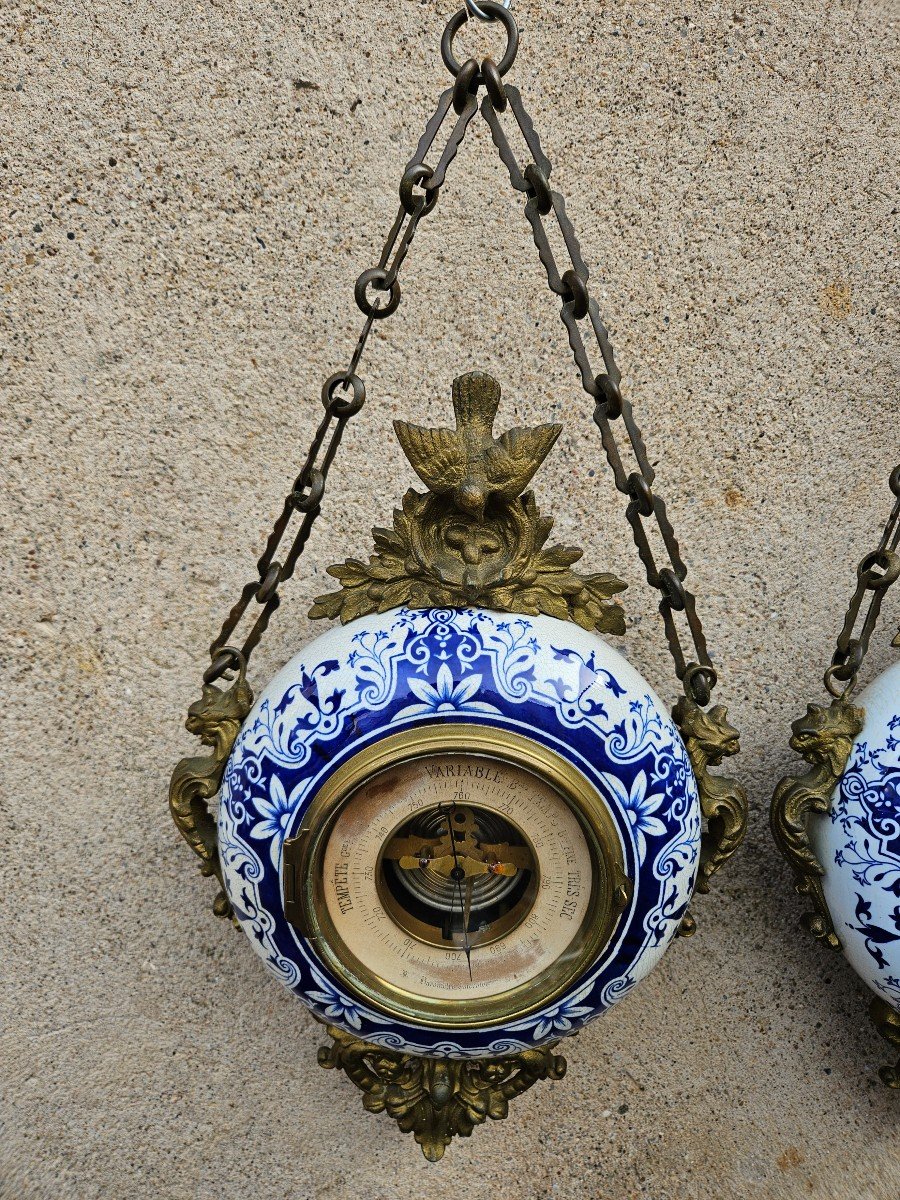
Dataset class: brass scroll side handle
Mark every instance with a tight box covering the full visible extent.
[769,697,865,948]
[672,695,749,936]
[168,652,254,920]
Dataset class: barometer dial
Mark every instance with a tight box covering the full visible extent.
[283,726,630,1028]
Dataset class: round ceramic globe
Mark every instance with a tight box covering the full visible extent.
[811,660,900,1013]
[218,606,701,1058]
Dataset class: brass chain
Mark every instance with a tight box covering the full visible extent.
[203,74,484,684]
[825,463,900,697]
[478,75,714,705]
[204,4,719,708]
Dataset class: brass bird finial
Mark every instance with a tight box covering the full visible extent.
[310,369,627,634]
[393,371,562,521]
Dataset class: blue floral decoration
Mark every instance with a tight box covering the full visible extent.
[395,663,500,719]
[249,775,302,868]
[825,690,900,1010]
[219,606,701,1058]
[598,768,667,863]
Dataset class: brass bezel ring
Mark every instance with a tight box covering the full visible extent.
[441,3,519,80]
[286,723,629,1030]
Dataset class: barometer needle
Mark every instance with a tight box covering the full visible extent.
[441,802,473,980]
[463,878,474,949]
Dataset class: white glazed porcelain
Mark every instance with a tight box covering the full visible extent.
[218,606,701,1057]
[811,660,900,1011]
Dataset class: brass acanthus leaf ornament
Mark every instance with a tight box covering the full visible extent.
[310,372,627,633]
[317,1024,567,1160]
[671,697,747,931]
[769,697,865,947]
[168,656,254,919]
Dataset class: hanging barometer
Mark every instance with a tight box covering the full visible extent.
[169,3,748,1159]
[771,464,900,1087]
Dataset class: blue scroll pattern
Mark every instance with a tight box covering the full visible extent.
[218,607,700,1057]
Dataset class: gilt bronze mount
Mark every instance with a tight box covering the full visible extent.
[317,1023,567,1161]
[168,654,254,919]
[770,698,865,948]
[310,371,627,634]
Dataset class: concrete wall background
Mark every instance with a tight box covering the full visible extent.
[2,1,898,1197]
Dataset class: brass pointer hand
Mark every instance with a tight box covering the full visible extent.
[438,803,472,980]
[397,853,518,878]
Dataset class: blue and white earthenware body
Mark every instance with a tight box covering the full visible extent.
[218,606,701,1058]
[811,660,900,1012]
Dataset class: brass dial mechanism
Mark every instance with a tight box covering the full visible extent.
[282,724,632,1029]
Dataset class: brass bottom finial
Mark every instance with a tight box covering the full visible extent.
[317,1025,567,1160]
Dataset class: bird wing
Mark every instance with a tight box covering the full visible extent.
[393,421,466,493]
[489,422,563,498]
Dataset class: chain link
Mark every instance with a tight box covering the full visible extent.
[481,83,715,705]
[204,76,483,684]
[825,464,900,697]
[203,7,722,709]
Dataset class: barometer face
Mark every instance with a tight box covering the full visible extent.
[219,606,700,1056]
[288,732,625,1027]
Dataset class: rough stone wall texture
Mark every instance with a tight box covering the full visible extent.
[2,1,898,1197]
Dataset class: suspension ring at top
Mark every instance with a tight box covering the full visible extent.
[442,3,519,79]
